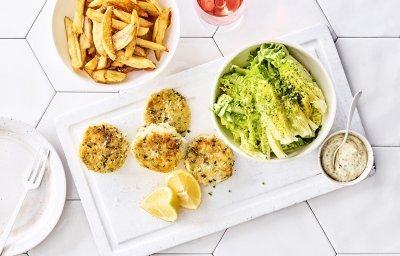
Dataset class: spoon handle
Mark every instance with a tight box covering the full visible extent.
[344,91,363,141]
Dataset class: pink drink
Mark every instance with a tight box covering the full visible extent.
[194,0,245,26]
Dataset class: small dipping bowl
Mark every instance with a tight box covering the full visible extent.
[318,130,374,186]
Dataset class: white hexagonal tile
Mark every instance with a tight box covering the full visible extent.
[158,38,222,77]
[336,38,400,146]
[213,0,335,56]
[160,230,225,254]
[213,202,335,256]
[177,0,217,37]
[318,0,400,37]
[0,0,46,38]
[0,39,54,127]
[36,92,116,200]
[309,148,400,253]
[29,201,100,256]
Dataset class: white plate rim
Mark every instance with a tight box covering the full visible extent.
[0,117,66,255]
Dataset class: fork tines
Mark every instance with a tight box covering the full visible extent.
[24,147,50,187]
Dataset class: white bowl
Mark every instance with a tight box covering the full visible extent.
[211,40,337,162]
[318,130,374,186]
[51,0,180,90]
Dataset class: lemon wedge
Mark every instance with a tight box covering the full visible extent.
[140,187,179,222]
[165,170,202,210]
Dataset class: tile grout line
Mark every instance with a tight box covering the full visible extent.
[337,36,400,39]
[25,0,49,38]
[54,90,118,93]
[306,201,337,255]
[66,198,81,201]
[212,228,228,254]
[314,0,338,39]
[34,92,56,129]
[180,36,214,39]
[211,37,224,57]
[26,39,57,93]
[212,26,220,38]
[372,145,400,148]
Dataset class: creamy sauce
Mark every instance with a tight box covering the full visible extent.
[320,134,368,182]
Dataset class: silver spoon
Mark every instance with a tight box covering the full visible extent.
[332,91,363,167]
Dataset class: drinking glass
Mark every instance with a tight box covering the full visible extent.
[193,0,246,26]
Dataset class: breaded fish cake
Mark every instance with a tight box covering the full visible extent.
[132,123,185,173]
[145,89,191,134]
[185,135,234,185]
[79,124,128,173]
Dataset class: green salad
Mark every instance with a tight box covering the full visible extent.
[213,43,327,159]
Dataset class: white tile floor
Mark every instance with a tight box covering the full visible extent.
[1,0,400,255]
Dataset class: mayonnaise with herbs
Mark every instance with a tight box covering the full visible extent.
[320,134,368,182]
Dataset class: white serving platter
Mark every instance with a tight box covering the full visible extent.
[55,25,368,256]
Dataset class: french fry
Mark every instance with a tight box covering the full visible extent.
[97,55,110,69]
[79,33,91,63]
[137,1,160,16]
[87,8,150,34]
[84,67,94,76]
[101,7,116,60]
[104,0,148,17]
[138,27,149,36]
[116,51,155,69]
[111,60,124,67]
[104,0,134,12]
[88,46,96,55]
[87,8,124,30]
[153,8,170,61]
[124,10,139,59]
[136,38,167,52]
[92,21,107,57]
[113,24,135,50]
[145,0,163,14]
[139,18,153,28]
[64,17,83,69]
[118,66,136,73]
[85,55,99,70]
[88,0,103,8]
[112,8,131,23]
[113,10,138,50]
[134,46,146,57]
[135,4,149,18]
[83,17,93,45]
[73,0,85,34]
[91,69,127,83]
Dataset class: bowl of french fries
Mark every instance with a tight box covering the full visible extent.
[52,0,179,86]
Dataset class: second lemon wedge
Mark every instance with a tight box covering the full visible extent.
[165,170,202,210]
[140,187,179,222]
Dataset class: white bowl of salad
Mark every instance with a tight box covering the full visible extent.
[211,41,336,162]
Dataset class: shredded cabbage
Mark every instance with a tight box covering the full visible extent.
[213,43,327,159]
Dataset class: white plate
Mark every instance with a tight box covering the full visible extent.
[0,118,66,255]
[55,25,367,256]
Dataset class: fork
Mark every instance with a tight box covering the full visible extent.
[0,147,50,255]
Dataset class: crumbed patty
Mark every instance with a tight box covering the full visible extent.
[145,89,191,134]
[132,123,185,173]
[185,135,235,185]
[79,124,128,173]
